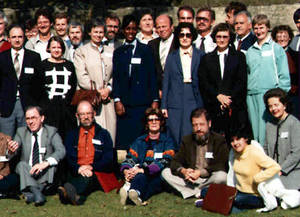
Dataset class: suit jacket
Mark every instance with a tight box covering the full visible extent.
[199,46,247,113]
[161,46,204,110]
[65,123,114,176]
[0,133,11,177]
[170,132,229,177]
[239,32,256,52]
[112,40,158,106]
[13,124,66,164]
[0,48,42,117]
[148,37,176,90]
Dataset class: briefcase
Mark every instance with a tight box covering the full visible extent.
[202,183,237,216]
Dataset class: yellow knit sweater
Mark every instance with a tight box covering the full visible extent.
[233,144,281,195]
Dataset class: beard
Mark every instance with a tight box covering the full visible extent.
[194,131,210,145]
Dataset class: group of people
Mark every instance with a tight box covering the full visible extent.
[0,1,299,214]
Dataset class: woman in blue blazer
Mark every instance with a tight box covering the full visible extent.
[161,22,204,149]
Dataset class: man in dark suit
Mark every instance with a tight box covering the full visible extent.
[113,14,158,150]
[233,10,256,52]
[8,106,65,206]
[148,14,175,95]
[0,24,42,137]
[199,23,248,142]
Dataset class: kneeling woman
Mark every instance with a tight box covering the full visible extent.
[264,88,300,190]
[119,108,175,205]
[230,129,281,210]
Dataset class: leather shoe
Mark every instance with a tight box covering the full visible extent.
[64,183,81,205]
[30,186,46,206]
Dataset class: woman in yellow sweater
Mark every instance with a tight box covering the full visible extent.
[230,128,281,210]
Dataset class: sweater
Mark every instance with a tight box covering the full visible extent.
[233,144,281,195]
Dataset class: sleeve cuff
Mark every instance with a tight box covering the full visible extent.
[46,157,58,166]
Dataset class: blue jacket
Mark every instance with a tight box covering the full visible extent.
[65,123,113,175]
[161,46,204,109]
[121,133,175,176]
[112,40,158,106]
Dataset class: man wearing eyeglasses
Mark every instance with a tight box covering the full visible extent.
[103,13,122,50]
[194,7,216,53]
[58,100,114,205]
[8,106,65,206]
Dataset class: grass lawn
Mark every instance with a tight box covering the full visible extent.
[1,190,300,217]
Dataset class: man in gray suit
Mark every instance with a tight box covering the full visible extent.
[8,106,65,206]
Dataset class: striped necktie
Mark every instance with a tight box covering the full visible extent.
[32,132,40,166]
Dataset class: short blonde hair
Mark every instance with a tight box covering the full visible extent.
[252,14,270,29]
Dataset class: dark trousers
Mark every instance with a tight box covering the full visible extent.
[68,173,101,202]
[130,173,163,201]
[234,191,264,209]
[0,173,19,193]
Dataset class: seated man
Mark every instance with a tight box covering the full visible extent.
[162,108,229,199]
[58,100,114,205]
[8,106,65,206]
[0,132,19,198]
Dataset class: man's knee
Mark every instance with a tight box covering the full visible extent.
[212,171,227,184]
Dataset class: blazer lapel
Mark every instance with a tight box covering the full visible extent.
[6,50,18,81]
[174,50,183,78]
[25,129,32,162]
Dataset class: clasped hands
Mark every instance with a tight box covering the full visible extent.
[181,168,201,183]
[78,165,93,177]
[123,167,144,182]
[217,94,232,110]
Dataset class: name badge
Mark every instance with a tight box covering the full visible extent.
[40,147,46,154]
[261,50,273,57]
[92,139,102,145]
[0,156,8,162]
[131,58,141,64]
[25,67,34,74]
[154,152,163,159]
[205,152,214,159]
[280,132,289,139]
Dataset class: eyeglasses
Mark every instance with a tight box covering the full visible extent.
[196,17,209,22]
[77,112,94,117]
[179,33,192,38]
[215,35,230,39]
[147,117,160,122]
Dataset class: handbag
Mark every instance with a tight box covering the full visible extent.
[71,80,101,108]
[202,183,237,216]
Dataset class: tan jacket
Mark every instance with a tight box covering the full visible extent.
[74,42,116,146]
[0,133,11,177]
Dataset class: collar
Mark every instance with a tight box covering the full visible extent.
[199,31,212,40]
[124,39,137,47]
[180,46,193,57]
[253,35,272,48]
[36,33,54,43]
[161,33,174,43]
[11,48,24,56]
[217,47,229,55]
[31,127,43,138]
[237,32,251,41]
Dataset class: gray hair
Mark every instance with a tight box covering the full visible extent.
[234,10,252,24]
[0,10,8,25]
[68,20,84,34]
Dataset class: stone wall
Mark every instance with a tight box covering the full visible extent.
[2,3,300,32]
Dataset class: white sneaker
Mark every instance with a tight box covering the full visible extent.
[128,189,143,206]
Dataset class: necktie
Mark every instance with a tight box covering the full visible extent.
[160,43,167,70]
[237,39,242,51]
[14,52,20,78]
[199,37,205,53]
[32,132,40,166]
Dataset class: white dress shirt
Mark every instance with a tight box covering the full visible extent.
[194,32,216,53]
[217,48,229,79]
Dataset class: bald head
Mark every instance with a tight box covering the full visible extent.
[155,14,173,40]
[76,101,95,128]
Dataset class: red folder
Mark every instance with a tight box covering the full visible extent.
[202,183,237,216]
[94,172,123,193]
